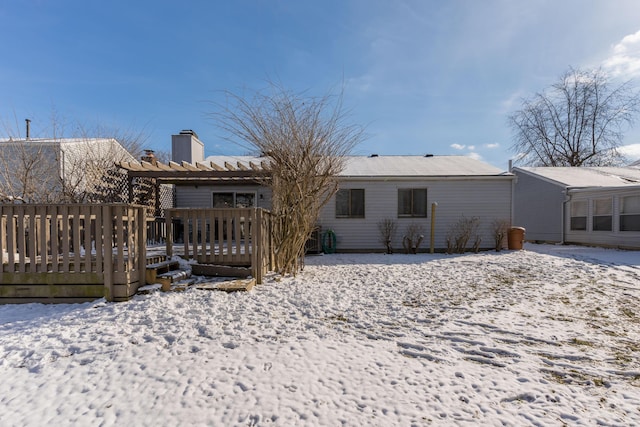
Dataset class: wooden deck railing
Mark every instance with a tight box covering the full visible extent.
[1,204,147,302]
[165,208,273,283]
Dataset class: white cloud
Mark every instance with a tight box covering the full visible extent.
[467,145,476,151]
[603,30,640,78]
[467,152,482,161]
[484,143,500,149]
[451,143,465,150]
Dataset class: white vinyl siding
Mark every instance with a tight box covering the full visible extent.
[319,178,512,252]
[512,171,565,242]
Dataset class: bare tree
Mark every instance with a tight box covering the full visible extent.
[215,83,364,275]
[0,140,61,203]
[509,67,640,166]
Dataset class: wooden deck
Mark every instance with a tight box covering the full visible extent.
[1,204,147,303]
[1,205,274,303]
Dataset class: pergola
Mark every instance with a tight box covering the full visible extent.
[116,159,271,213]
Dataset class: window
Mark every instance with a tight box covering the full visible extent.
[570,200,587,231]
[336,189,365,218]
[620,195,640,231]
[212,192,255,208]
[398,188,428,217]
[592,198,612,231]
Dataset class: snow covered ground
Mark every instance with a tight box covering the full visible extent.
[0,244,639,426]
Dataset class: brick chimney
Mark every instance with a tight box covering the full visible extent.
[141,149,157,165]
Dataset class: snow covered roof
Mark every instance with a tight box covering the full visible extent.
[515,166,640,188]
[339,155,505,177]
[202,155,508,177]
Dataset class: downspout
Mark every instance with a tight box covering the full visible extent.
[560,190,570,245]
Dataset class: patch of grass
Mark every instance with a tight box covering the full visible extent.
[614,352,632,364]
[491,273,515,287]
[620,307,636,319]
[402,298,422,308]
[570,337,594,347]
[327,314,349,322]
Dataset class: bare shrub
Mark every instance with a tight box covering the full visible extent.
[445,216,480,254]
[402,223,425,254]
[378,218,397,254]
[491,219,510,251]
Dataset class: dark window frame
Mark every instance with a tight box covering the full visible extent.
[397,188,428,218]
[335,189,365,218]
[212,191,256,209]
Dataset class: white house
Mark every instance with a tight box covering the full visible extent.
[169,148,514,252]
[0,137,134,202]
[512,167,640,249]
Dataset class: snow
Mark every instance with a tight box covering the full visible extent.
[1,244,639,426]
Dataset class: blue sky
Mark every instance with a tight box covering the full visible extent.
[2,0,640,169]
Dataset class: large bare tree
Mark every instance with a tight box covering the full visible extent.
[509,67,640,166]
[215,83,364,275]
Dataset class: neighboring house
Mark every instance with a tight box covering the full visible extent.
[512,167,640,249]
[167,135,514,252]
[0,137,135,202]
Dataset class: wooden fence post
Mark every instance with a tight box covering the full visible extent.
[103,205,114,302]
[137,206,147,288]
[253,208,261,284]
[166,209,173,257]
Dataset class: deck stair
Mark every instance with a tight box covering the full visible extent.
[191,263,256,292]
[196,278,256,292]
[145,259,191,291]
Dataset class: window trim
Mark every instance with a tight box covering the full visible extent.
[570,200,587,231]
[397,188,428,218]
[592,198,612,232]
[212,191,257,209]
[335,188,365,218]
[620,195,640,232]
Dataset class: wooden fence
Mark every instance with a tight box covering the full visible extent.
[1,204,147,303]
[166,208,273,283]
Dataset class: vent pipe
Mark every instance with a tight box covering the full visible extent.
[25,119,31,140]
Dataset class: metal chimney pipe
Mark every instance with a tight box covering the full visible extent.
[25,119,31,140]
